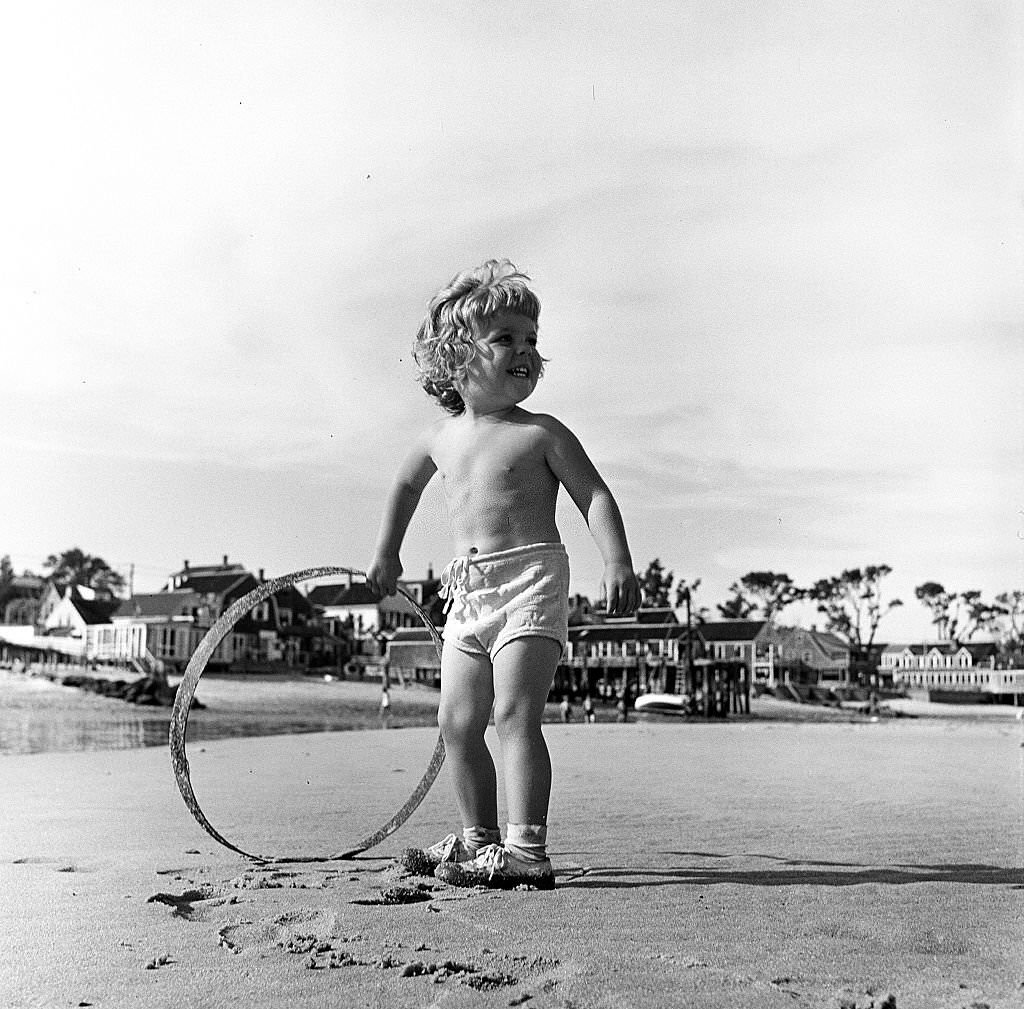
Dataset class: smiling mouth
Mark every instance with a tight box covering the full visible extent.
[508,367,531,379]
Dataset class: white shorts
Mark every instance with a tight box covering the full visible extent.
[439,542,570,660]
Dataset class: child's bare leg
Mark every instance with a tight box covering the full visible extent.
[491,637,562,825]
[437,642,498,830]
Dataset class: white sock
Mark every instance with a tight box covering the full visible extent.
[463,825,501,853]
[505,823,547,862]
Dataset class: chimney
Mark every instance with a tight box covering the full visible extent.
[183,560,190,570]
[222,554,229,568]
[258,568,265,583]
[427,563,434,580]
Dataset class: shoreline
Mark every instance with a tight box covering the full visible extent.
[2,667,1022,757]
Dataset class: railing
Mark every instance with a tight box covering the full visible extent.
[894,668,1024,693]
[129,649,168,678]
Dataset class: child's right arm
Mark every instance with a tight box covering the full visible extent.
[365,433,437,597]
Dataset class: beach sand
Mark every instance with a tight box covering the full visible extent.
[3,717,1023,1008]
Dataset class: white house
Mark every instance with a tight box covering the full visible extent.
[882,640,1024,700]
[42,586,122,658]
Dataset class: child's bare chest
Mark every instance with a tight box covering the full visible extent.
[435,424,554,496]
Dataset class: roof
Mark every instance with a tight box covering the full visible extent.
[169,561,247,578]
[164,561,254,598]
[633,607,679,625]
[700,620,767,642]
[882,640,998,658]
[810,630,849,652]
[174,572,252,596]
[272,584,317,616]
[69,591,122,625]
[306,584,342,607]
[883,641,969,656]
[770,625,850,656]
[308,583,381,607]
[312,581,427,613]
[125,591,205,619]
[569,622,697,643]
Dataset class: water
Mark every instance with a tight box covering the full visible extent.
[0,669,443,755]
[0,669,591,755]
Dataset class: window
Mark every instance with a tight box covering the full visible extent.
[159,626,177,657]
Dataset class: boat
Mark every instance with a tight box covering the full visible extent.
[633,692,690,716]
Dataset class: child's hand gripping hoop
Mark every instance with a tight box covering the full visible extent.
[168,566,445,862]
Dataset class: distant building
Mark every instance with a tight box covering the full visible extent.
[700,620,775,683]
[698,621,854,686]
[0,574,46,625]
[882,640,1023,702]
[40,585,122,658]
[109,557,260,670]
[384,627,444,686]
[882,640,998,674]
[385,608,705,698]
[92,557,329,673]
[763,625,851,683]
[308,568,442,657]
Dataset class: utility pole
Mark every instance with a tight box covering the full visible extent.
[682,587,694,696]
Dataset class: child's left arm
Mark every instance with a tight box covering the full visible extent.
[543,418,641,615]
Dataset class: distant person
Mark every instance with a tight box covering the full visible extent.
[583,694,595,723]
[366,259,639,889]
[559,696,573,723]
[379,685,391,727]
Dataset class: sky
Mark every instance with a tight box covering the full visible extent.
[2,0,1022,642]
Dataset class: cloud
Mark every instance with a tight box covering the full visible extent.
[2,1,1019,644]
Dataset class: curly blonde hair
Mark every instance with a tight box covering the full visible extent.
[413,259,543,415]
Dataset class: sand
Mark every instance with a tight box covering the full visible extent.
[3,717,1023,1008]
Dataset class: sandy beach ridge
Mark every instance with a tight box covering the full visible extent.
[3,713,1023,1008]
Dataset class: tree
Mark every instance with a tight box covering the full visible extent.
[674,577,708,622]
[0,554,13,591]
[958,590,1006,642]
[807,565,903,661]
[995,591,1024,652]
[637,558,674,608]
[717,589,756,620]
[733,571,802,623]
[915,582,1006,644]
[43,547,126,597]
[914,582,959,639]
[715,572,800,622]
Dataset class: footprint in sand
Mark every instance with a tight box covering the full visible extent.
[12,856,92,873]
[349,884,435,906]
[218,907,346,957]
[145,886,217,920]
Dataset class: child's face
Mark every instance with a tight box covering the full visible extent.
[458,311,542,411]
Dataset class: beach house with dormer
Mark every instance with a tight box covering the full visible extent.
[881,640,1023,702]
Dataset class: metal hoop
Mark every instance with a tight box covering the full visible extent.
[169,566,445,862]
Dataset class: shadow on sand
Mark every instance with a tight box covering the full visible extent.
[558,851,1024,889]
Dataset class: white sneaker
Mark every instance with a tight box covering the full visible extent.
[433,843,555,890]
[397,833,475,875]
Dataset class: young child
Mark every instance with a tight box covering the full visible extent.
[365,259,639,889]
